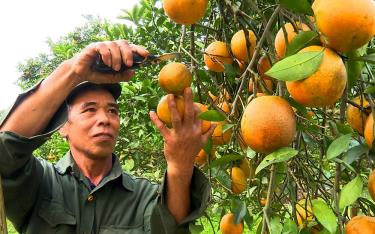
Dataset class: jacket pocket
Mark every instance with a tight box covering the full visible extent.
[38,199,76,233]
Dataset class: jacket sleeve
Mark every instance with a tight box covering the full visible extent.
[0,82,68,229]
[150,167,211,234]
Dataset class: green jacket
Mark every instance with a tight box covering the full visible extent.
[0,85,211,234]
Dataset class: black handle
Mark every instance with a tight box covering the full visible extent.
[91,52,155,73]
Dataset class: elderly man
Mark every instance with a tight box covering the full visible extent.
[0,40,214,233]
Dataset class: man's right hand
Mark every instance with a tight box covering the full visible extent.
[70,40,149,84]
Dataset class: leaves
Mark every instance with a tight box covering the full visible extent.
[255,147,298,174]
[209,154,244,168]
[280,0,314,15]
[349,53,375,64]
[286,31,320,56]
[339,176,363,210]
[346,50,365,89]
[265,51,324,81]
[232,199,247,224]
[189,223,204,234]
[312,199,337,234]
[269,216,283,234]
[282,219,298,234]
[326,134,352,160]
[198,110,226,121]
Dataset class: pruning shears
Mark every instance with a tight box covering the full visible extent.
[91,52,181,73]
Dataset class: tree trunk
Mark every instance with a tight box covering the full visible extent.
[0,175,7,234]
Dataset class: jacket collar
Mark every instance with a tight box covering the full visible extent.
[55,151,134,191]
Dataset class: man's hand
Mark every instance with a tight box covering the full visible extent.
[71,40,149,84]
[149,88,216,223]
[150,88,216,176]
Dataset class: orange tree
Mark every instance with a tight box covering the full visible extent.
[14,0,375,233]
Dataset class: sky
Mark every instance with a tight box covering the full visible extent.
[0,0,139,110]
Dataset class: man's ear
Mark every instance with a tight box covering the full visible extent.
[58,124,69,139]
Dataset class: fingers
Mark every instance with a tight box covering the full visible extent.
[149,111,169,137]
[116,41,134,67]
[183,87,195,126]
[168,95,182,131]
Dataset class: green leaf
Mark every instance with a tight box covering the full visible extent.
[265,51,324,81]
[246,148,256,159]
[209,154,244,168]
[280,0,314,15]
[282,218,298,234]
[326,134,352,160]
[365,85,375,94]
[346,50,365,89]
[198,110,225,121]
[339,176,363,210]
[213,167,231,190]
[286,31,320,56]
[189,223,204,234]
[269,216,283,234]
[232,199,247,224]
[222,124,234,133]
[203,138,213,155]
[255,147,298,174]
[349,53,375,64]
[312,199,337,234]
[342,144,369,165]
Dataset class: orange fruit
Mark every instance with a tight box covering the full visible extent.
[212,121,233,145]
[248,78,273,94]
[260,197,267,206]
[195,102,211,133]
[345,216,375,234]
[156,95,185,126]
[257,55,272,80]
[204,41,233,72]
[296,199,314,227]
[240,96,296,153]
[364,113,374,148]
[194,147,216,167]
[368,169,375,201]
[230,29,257,62]
[274,22,310,58]
[220,213,244,234]
[162,0,208,25]
[217,101,231,114]
[286,46,347,107]
[159,62,192,95]
[239,158,254,179]
[231,167,247,194]
[312,0,375,53]
[347,97,370,135]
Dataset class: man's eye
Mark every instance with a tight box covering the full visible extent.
[83,108,96,113]
[109,109,119,115]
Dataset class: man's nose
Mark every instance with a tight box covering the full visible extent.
[97,109,110,125]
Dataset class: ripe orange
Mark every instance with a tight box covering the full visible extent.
[248,78,273,94]
[220,213,244,234]
[240,96,296,153]
[239,158,254,179]
[364,113,374,148]
[347,97,370,135]
[312,0,375,52]
[217,101,231,114]
[368,169,375,201]
[230,29,257,62]
[257,55,272,80]
[296,199,314,227]
[345,216,375,234]
[194,147,216,167]
[156,95,185,126]
[274,22,310,58]
[231,167,247,194]
[204,41,233,72]
[159,62,192,95]
[162,0,208,25]
[212,121,233,145]
[286,46,347,107]
[195,102,211,133]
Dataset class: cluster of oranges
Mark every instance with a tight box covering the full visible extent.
[160,0,375,233]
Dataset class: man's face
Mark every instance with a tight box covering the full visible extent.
[63,88,120,159]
